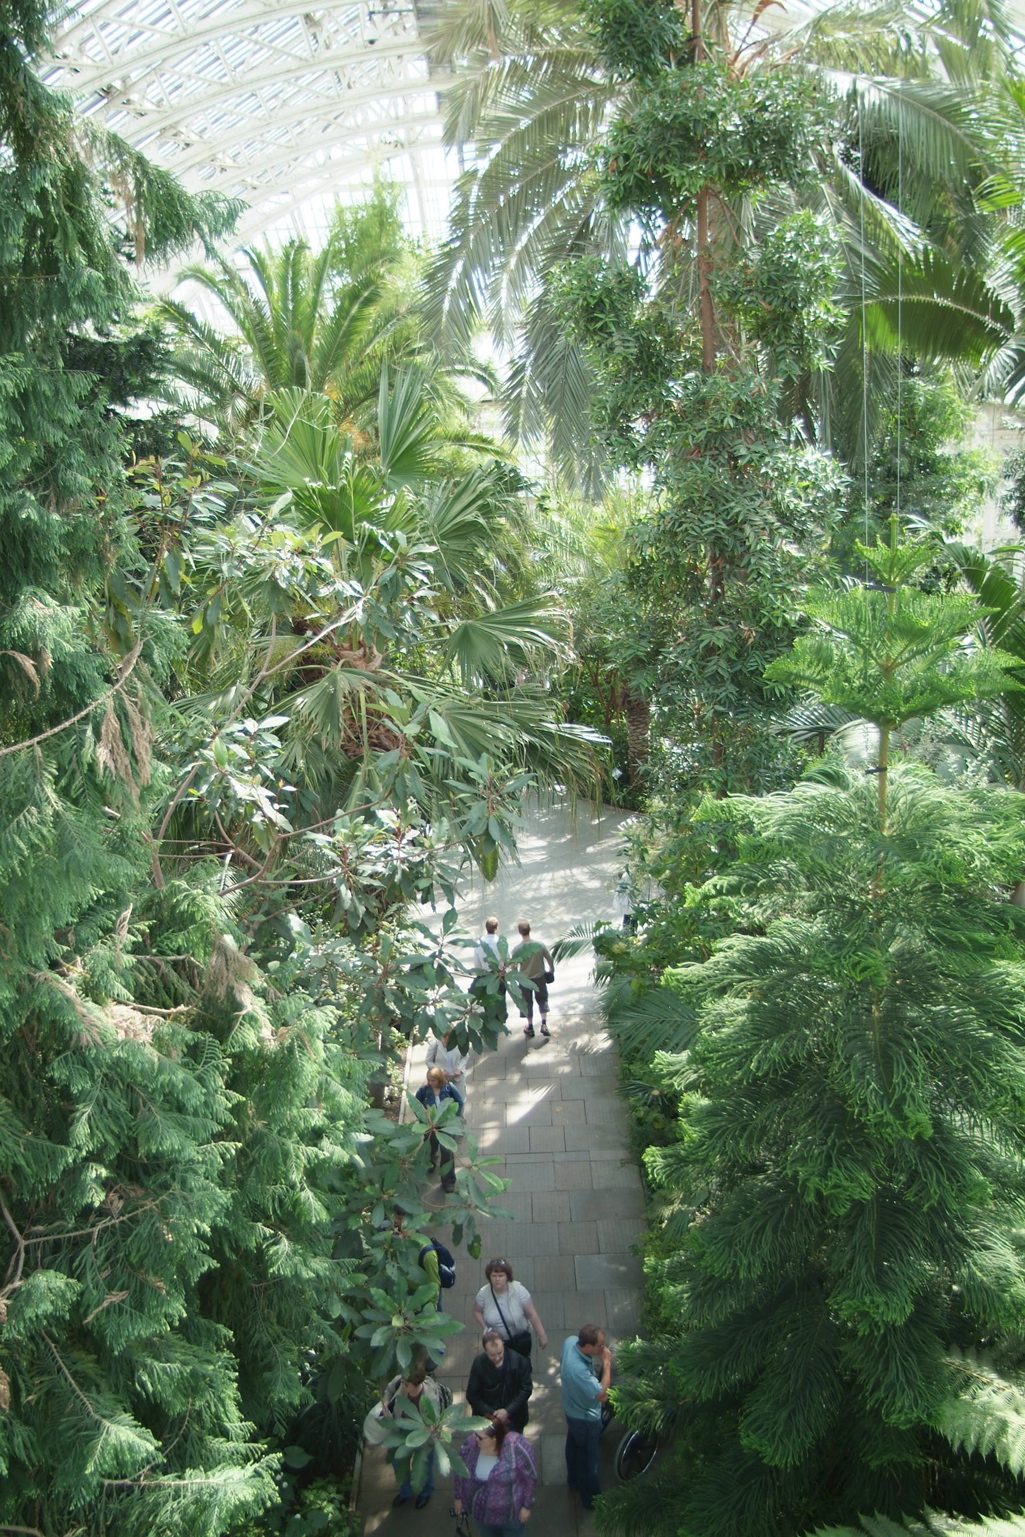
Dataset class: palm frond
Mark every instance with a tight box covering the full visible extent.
[607,986,699,1057]
[443,595,570,685]
[550,919,614,961]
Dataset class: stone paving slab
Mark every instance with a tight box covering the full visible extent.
[553,1161,594,1190]
[550,1098,588,1124]
[575,1252,645,1290]
[531,1190,573,1223]
[569,1187,644,1221]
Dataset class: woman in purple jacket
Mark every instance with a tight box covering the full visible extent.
[453,1416,537,1535]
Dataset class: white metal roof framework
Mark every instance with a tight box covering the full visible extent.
[43,0,454,246]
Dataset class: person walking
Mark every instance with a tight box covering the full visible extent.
[425,1026,469,1116]
[453,1417,537,1536]
[466,1330,533,1432]
[415,1066,459,1193]
[471,915,508,1031]
[509,920,554,1039]
[473,915,503,970]
[560,1324,612,1511]
[473,1258,548,1361]
[381,1365,443,1510]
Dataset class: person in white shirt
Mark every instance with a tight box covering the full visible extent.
[473,915,502,971]
[472,1258,548,1361]
[425,1028,469,1115]
[471,917,508,1031]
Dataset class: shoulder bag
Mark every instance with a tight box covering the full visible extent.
[489,1285,533,1359]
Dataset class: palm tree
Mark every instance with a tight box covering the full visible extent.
[164,364,605,888]
[161,186,426,438]
[426,0,1018,482]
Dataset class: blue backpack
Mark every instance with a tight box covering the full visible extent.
[419,1239,456,1289]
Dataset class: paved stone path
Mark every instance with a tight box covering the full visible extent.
[358,804,643,1537]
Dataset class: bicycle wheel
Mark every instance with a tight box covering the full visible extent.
[615,1428,659,1481]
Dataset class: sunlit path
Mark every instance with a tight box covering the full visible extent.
[357,802,646,1535]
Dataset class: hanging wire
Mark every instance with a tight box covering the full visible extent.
[858,86,870,567]
[895,87,903,537]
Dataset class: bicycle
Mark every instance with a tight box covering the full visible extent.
[614,1423,660,1481]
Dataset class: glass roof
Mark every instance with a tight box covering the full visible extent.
[43,0,456,246]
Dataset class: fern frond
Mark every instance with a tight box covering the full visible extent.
[935,1351,1025,1476]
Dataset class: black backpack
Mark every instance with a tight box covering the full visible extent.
[419,1239,456,1289]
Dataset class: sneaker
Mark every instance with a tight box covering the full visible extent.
[540,1021,550,1037]
[524,1024,535,1038]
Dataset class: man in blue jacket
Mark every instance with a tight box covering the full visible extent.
[559,1324,612,1510]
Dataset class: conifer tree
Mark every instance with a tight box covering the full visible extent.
[0,9,496,1533]
[601,533,1025,1536]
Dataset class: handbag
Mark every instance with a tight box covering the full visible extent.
[543,967,555,985]
[490,1286,532,1359]
[362,1402,389,1445]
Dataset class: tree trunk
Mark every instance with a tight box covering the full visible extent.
[623,685,651,786]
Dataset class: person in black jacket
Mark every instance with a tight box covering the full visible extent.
[466,1330,533,1432]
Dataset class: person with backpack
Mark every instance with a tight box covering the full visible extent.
[466,1330,533,1431]
[371,1364,450,1511]
[418,1236,457,1304]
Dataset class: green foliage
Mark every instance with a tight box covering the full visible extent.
[596,540,1025,1537]
[834,370,995,569]
[602,755,1025,1536]
[541,21,850,796]
[811,1517,1025,1536]
[232,1473,359,1536]
[718,210,845,380]
[1001,444,1025,540]
[162,183,426,436]
[0,10,557,1536]
[583,0,688,81]
[602,58,825,223]
[936,1352,1025,1477]
[767,530,1018,734]
[430,0,1015,486]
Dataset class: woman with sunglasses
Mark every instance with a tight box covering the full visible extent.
[453,1415,537,1535]
[472,1258,548,1360]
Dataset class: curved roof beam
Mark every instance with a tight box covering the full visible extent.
[231,136,447,208]
[54,32,425,112]
[228,153,451,241]
[115,56,449,139]
[52,0,410,70]
[145,92,441,177]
